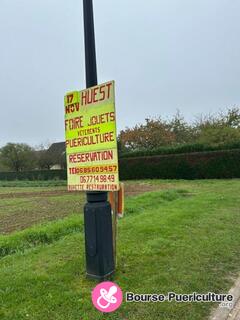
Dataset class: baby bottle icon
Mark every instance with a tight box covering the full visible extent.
[97,285,118,309]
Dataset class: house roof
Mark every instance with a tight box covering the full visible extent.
[48,142,65,155]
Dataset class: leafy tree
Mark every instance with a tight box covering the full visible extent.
[119,107,240,152]
[36,143,54,170]
[227,108,240,128]
[0,143,36,172]
[194,107,240,145]
[119,117,175,151]
[196,126,240,146]
[37,150,54,170]
[0,161,8,172]
[169,110,195,144]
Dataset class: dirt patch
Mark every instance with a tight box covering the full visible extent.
[0,183,161,199]
[0,183,166,235]
[0,211,67,234]
[0,190,71,199]
[0,197,83,235]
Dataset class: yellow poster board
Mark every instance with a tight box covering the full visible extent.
[64,81,119,191]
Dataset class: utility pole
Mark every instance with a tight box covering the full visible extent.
[82,0,115,280]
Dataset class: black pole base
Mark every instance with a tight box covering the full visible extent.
[84,191,115,280]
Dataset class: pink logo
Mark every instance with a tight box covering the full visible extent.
[92,281,123,313]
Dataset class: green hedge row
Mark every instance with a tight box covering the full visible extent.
[119,149,240,179]
[120,142,240,158]
[0,149,239,181]
[0,169,67,181]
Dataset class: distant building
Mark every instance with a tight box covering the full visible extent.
[47,142,66,170]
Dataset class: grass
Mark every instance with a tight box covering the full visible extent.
[0,214,83,258]
[0,180,240,319]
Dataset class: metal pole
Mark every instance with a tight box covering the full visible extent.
[82,0,115,280]
[83,0,97,87]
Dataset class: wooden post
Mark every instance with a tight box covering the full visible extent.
[109,191,118,266]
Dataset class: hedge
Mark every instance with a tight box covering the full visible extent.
[0,169,67,181]
[0,149,239,181]
[119,149,240,179]
[120,142,240,158]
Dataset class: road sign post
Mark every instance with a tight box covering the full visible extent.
[81,0,115,279]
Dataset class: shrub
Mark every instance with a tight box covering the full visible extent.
[0,169,67,181]
[120,142,240,158]
[0,149,239,181]
[119,149,240,180]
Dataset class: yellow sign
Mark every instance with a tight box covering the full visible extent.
[64,81,119,191]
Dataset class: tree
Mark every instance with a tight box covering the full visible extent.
[36,143,54,170]
[196,126,240,146]
[36,142,66,170]
[194,107,240,145]
[0,161,8,172]
[37,149,54,170]
[118,106,240,153]
[169,110,195,144]
[0,143,36,172]
[119,117,176,151]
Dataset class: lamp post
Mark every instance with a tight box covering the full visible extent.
[82,0,115,280]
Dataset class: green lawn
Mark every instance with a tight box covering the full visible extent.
[0,180,240,319]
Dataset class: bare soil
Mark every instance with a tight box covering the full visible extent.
[0,183,163,235]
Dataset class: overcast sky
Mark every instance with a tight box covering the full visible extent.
[0,0,239,147]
